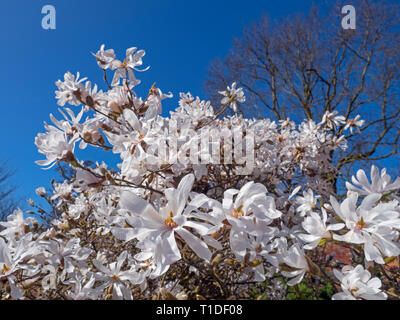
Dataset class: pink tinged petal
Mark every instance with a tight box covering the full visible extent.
[367,277,382,289]
[176,174,195,215]
[182,220,213,236]
[370,166,380,190]
[158,230,181,266]
[112,283,124,300]
[116,251,127,273]
[202,235,223,250]
[364,242,384,264]
[92,260,110,275]
[360,193,381,210]
[356,169,372,191]
[8,277,24,299]
[176,228,212,262]
[126,47,137,57]
[327,223,345,231]
[111,227,136,242]
[229,229,248,260]
[123,109,141,131]
[119,191,148,213]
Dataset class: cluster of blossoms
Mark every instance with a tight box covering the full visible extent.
[1,45,399,300]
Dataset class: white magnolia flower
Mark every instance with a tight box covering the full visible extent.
[295,189,320,216]
[92,44,116,70]
[321,110,346,129]
[35,124,78,169]
[55,72,87,107]
[0,235,40,299]
[332,265,387,300]
[344,115,365,133]
[276,242,310,286]
[218,82,245,113]
[298,208,344,249]
[114,174,219,269]
[231,232,277,282]
[51,181,73,202]
[346,165,400,196]
[40,239,92,275]
[331,192,400,264]
[144,88,173,120]
[0,208,37,240]
[65,273,105,300]
[110,46,149,87]
[92,251,144,300]
[222,181,282,229]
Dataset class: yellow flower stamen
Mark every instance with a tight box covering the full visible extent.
[232,205,244,218]
[165,211,178,228]
[1,265,11,275]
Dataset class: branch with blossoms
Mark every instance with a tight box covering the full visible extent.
[0,45,399,300]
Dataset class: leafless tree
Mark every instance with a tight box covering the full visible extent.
[204,0,400,192]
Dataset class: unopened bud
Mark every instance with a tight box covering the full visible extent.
[108,101,121,113]
[35,187,46,197]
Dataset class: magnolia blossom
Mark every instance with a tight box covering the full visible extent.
[114,174,219,270]
[0,208,37,240]
[40,239,92,275]
[321,110,346,129]
[92,251,145,300]
[276,242,310,286]
[346,165,400,196]
[298,208,344,249]
[35,125,78,169]
[221,182,282,227]
[295,189,320,216]
[55,72,88,107]
[344,115,365,133]
[0,235,40,299]
[65,274,104,300]
[332,265,387,300]
[331,192,400,264]
[109,46,148,87]
[92,44,116,70]
[218,82,245,113]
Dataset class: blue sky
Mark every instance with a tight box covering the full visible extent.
[1,0,322,205]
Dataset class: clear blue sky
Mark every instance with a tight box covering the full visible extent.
[0,0,318,205]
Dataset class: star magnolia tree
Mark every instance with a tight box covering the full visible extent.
[1,45,400,300]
